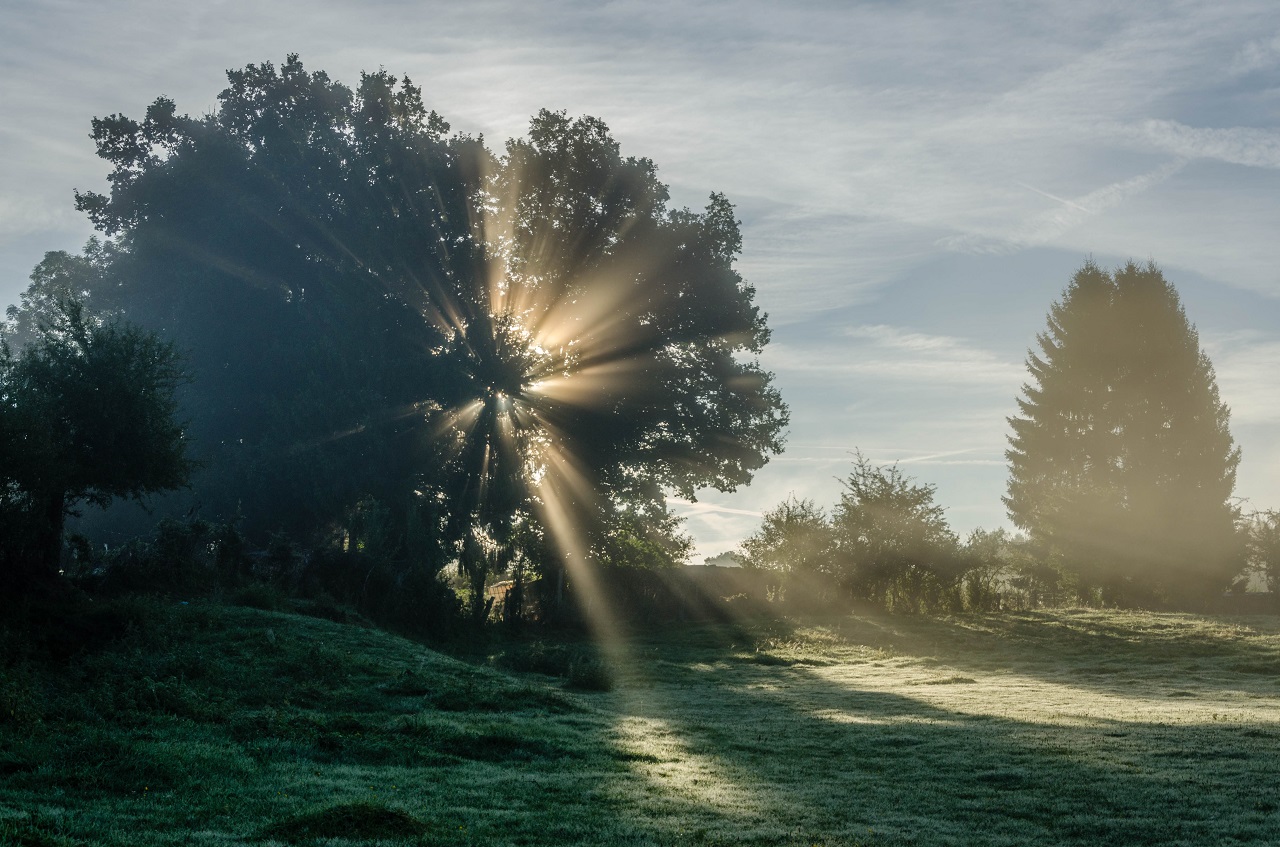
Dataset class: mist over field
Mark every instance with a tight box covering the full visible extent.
[3,3,1280,845]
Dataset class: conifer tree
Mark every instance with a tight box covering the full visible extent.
[1005,261,1242,607]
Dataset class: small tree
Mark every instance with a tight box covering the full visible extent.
[739,495,834,607]
[1006,261,1243,607]
[0,300,193,587]
[957,528,1012,611]
[831,452,959,610]
[1245,510,1280,593]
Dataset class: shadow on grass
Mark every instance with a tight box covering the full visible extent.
[589,623,1280,847]
[3,599,1276,846]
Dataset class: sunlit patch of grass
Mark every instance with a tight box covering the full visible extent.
[2,598,1279,845]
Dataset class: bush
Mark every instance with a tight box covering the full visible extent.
[291,546,462,643]
[494,641,613,691]
[88,518,247,597]
[565,654,614,691]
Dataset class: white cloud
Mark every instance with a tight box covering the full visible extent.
[0,195,84,238]
[1125,121,1280,169]
[667,498,763,520]
[1230,31,1280,75]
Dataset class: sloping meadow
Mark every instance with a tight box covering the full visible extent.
[1,600,1277,846]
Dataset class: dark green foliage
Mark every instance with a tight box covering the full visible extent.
[54,57,481,546]
[1006,261,1243,607]
[564,654,615,691]
[293,546,462,642]
[2,239,119,351]
[90,518,243,597]
[957,528,1068,611]
[0,300,192,586]
[492,640,614,691]
[740,458,1023,613]
[492,641,588,677]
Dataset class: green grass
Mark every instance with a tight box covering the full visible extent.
[1,599,1278,845]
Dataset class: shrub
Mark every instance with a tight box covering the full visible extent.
[565,654,614,692]
[89,518,247,597]
[1245,510,1280,593]
[291,546,462,642]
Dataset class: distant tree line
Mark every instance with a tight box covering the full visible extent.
[743,261,1270,613]
[738,456,1054,613]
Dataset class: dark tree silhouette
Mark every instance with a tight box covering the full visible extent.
[11,57,787,606]
[59,59,473,545]
[1005,261,1242,607]
[1,300,192,586]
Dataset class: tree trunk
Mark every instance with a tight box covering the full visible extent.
[9,490,67,591]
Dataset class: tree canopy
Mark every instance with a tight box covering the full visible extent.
[11,56,787,594]
[1005,261,1242,607]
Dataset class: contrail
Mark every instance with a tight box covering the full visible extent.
[1015,181,1094,214]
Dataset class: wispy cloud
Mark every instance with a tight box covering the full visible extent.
[0,195,83,239]
[1203,330,1280,425]
[766,325,1024,388]
[1230,31,1280,75]
[668,498,764,520]
[1124,121,1280,170]
[940,160,1187,254]
[5,0,1280,554]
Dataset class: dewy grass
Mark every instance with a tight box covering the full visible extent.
[0,599,1278,845]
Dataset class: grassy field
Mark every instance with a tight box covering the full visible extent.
[1,598,1278,846]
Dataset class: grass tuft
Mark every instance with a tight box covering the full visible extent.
[0,815,84,847]
[565,655,614,691]
[260,801,428,842]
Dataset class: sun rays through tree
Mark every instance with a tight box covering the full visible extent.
[7,57,788,636]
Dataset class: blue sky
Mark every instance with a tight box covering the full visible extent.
[4,0,1280,559]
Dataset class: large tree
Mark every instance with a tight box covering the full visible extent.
[11,57,787,599]
[1005,261,1242,606]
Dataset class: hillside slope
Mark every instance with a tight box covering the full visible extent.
[2,600,1279,846]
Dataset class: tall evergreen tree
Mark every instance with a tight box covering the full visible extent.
[1005,261,1242,607]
